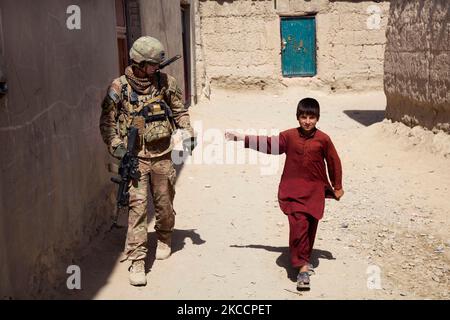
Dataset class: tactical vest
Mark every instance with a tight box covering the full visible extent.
[116,75,174,157]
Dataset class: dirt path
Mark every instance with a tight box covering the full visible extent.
[63,88,449,300]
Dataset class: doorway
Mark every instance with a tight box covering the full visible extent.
[115,0,141,75]
[115,0,128,75]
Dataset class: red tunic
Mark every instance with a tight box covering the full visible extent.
[244,128,342,220]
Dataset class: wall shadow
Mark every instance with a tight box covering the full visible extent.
[58,225,127,300]
[230,244,335,282]
[58,150,194,299]
[343,110,385,126]
[60,227,205,299]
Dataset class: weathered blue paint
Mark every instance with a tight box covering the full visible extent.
[281,17,317,77]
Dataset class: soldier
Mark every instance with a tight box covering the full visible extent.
[99,36,195,286]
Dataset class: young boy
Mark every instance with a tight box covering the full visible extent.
[225,98,343,290]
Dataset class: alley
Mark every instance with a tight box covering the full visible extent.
[62,88,450,300]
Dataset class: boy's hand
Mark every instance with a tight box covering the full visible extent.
[225,131,244,142]
[334,188,344,200]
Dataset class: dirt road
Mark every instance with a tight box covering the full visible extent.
[63,88,449,299]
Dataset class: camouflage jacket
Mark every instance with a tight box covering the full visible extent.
[99,72,193,158]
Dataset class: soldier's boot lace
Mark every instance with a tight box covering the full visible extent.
[155,239,171,260]
[129,259,146,286]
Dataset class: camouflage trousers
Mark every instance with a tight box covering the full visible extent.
[124,153,176,261]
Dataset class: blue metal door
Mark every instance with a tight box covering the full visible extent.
[281,17,316,77]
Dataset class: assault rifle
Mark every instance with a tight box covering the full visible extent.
[111,126,141,211]
[159,54,181,70]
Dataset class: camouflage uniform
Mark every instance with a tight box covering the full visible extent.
[99,69,193,262]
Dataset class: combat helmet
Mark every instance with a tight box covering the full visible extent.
[129,36,165,64]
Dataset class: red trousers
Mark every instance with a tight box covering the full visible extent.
[288,212,319,268]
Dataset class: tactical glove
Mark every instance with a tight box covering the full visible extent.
[112,144,127,160]
[182,137,197,155]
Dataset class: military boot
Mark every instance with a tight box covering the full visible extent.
[155,239,171,260]
[129,259,146,286]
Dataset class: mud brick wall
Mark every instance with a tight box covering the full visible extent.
[0,0,118,298]
[195,0,390,95]
[384,0,450,132]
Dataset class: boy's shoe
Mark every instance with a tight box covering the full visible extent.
[155,239,171,260]
[129,259,147,286]
[297,271,310,291]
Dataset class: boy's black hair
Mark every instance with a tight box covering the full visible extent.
[296,98,320,119]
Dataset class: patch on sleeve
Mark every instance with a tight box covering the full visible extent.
[108,79,122,103]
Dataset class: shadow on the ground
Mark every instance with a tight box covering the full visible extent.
[58,225,127,299]
[343,110,385,126]
[61,227,205,299]
[171,228,206,253]
[145,228,206,273]
[59,151,195,299]
[230,244,335,282]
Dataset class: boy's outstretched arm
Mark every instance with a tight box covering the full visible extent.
[225,131,245,142]
[325,137,344,200]
[225,131,287,155]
